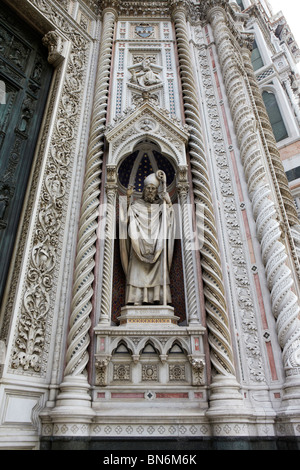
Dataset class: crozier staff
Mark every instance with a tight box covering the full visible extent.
[120,171,175,306]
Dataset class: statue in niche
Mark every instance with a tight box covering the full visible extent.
[120,171,175,306]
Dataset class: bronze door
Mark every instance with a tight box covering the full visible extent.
[0,4,53,304]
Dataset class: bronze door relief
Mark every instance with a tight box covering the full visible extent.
[0,3,53,303]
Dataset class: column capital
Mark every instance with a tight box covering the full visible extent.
[169,0,188,12]
[202,0,228,21]
[169,0,229,22]
[99,0,120,15]
[238,31,255,52]
[176,166,189,197]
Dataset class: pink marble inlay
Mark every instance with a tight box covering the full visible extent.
[111,393,144,399]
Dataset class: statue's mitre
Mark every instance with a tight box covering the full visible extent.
[144,173,160,187]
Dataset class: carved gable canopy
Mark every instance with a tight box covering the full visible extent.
[105,102,190,169]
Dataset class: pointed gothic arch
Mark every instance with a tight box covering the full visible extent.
[105,101,190,170]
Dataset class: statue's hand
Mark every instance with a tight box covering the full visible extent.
[156,170,166,183]
[127,185,134,197]
[162,192,171,205]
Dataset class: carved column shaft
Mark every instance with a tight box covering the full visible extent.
[177,173,199,324]
[170,1,236,378]
[240,41,300,280]
[99,175,118,324]
[207,5,300,381]
[64,7,117,378]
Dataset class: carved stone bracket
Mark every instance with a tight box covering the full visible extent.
[188,356,205,386]
[42,30,68,66]
[95,356,112,386]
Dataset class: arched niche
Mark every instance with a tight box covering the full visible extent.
[117,140,177,198]
[111,139,187,324]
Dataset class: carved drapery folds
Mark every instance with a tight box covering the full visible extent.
[169,0,236,379]
[207,4,300,381]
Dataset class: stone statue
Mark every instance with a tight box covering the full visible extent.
[120,171,175,306]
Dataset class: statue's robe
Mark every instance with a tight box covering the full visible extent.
[120,196,175,305]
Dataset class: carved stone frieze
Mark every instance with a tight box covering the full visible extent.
[142,364,158,382]
[94,326,206,388]
[118,1,169,18]
[72,0,240,24]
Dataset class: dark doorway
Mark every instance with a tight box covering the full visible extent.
[0,3,53,305]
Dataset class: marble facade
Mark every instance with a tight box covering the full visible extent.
[0,0,300,449]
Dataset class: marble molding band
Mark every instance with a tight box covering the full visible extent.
[170,3,236,377]
[208,5,300,375]
[64,8,117,377]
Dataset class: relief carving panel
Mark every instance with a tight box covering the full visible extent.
[1,0,92,377]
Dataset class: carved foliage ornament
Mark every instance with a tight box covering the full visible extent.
[10,1,89,375]
[197,38,265,383]
[97,0,231,21]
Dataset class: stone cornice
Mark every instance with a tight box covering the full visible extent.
[81,0,241,23]
[117,0,170,18]
[81,0,101,14]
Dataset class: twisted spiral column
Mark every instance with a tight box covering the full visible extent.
[291,225,300,264]
[170,1,236,378]
[177,178,200,323]
[207,5,300,383]
[99,179,117,324]
[240,41,300,281]
[63,7,117,380]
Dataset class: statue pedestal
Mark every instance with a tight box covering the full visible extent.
[118,305,180,327]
